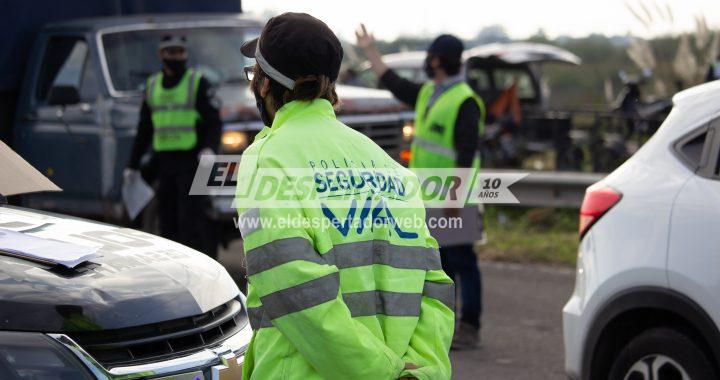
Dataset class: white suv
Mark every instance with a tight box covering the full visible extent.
[563,81,720,380]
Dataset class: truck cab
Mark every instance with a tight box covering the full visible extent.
[13,14,411,241]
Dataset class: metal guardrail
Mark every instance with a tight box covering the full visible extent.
[484,169,606,208]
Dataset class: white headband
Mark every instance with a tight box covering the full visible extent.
[255,43,295,90]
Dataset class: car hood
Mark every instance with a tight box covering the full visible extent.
[0,205,240,332]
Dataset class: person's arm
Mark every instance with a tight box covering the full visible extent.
[195,77,222,153]
[453,98,482,168]
[236,157,406,379]
[356,23,422,107]
[127,100,153,169]
[379,69,423,108]
[398,235,455,380]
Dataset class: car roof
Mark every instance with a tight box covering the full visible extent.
[464,42,581,65]
[668,80,720,134]
[377,42,581,70]
[42,13,263,34]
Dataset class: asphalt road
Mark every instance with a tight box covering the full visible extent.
[218,243,575,380]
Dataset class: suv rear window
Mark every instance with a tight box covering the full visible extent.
[680,133,706,166]
[674,126,712,172]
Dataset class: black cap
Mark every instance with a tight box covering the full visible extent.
[241,13,343,89]
[427,34,464,62]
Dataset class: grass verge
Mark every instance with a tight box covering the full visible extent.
[476,206,579,267]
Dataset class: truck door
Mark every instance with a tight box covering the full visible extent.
[17,35,104,215]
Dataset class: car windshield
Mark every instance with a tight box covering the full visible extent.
[101,26,260,93]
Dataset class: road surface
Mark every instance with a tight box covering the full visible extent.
[218,243,576,380]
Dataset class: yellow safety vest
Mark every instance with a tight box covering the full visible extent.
[146,69,201,151]
[410,81,485,168]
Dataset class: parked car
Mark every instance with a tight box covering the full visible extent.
[10,13,411,251]
[0,141,250,379]
[563,80,720,379]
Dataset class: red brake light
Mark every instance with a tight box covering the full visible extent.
[579,185,622,238]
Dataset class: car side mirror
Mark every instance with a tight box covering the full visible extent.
[46,86,80,106]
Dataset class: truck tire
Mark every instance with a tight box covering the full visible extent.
[607,327,716,380]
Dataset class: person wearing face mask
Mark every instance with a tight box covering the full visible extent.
[124,35,221,257]
[707,53,720,82]
[357,26,485,350]
[235,13,455,380]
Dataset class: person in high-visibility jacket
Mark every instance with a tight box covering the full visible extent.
[357,25,485,349]
[235,13,455,380]
[124,35,221,257]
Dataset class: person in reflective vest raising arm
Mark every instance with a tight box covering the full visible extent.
[357,25,485,350]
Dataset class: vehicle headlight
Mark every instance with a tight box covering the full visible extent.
[0,332,92,380]
[221,131,249,152]
[402,121,414,142]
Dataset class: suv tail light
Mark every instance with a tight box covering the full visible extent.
[579,185,622,238]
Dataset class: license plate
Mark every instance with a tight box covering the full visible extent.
[155,371,204,380]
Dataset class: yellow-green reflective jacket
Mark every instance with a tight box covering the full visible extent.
[235,99,455,380]
[410,81,485,169]
[146,69,201,151]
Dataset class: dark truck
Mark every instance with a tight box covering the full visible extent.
[11,13,411,248]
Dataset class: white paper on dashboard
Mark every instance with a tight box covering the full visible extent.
[122,174,155,220]
[0,228,99,268]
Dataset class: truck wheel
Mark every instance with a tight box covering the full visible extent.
[608,327,716,380]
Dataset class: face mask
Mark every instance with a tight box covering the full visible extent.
[252,81,273,127]
[163,59,187,74]
[423,55,435,79]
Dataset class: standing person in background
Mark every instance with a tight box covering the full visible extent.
[124,35,221,257]
[707,53,720,82]
[357,25,485,350]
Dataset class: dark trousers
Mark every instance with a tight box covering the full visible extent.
[157,158,208,256]
[440,244,482,329]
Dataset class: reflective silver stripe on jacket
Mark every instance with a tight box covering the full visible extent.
[245,237,441,276]
[245,237,327,276]
[342,290,422,317]
[259,272,340,320]
[237,208,262,238]
[146,75,159,105]
[325,240,442,271]
[422,281,455,310]
[247,281,451,330]
[249,288,423,330]
[412,136,456,158]
[154,126,196,134]
[247,306,273,329]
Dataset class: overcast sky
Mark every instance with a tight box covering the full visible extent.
[243,0,719,41]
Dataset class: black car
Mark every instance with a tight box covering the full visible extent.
[0,143,250,380]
